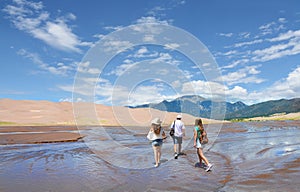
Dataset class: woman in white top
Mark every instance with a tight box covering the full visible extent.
[147,118,166,167]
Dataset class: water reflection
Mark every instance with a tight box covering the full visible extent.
[0,121,299,191]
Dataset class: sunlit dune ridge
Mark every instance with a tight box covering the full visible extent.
[0,99,224,126]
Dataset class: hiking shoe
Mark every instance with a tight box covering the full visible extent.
[174,153,178,159]
[205,164,213,172]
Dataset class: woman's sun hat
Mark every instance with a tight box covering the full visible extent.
[151,117,162,125]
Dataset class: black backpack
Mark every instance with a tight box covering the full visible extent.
[169,120,175,136]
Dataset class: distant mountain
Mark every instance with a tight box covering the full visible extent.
[225,98,300,119]
[130,95,248,120]
[129,96,300,120]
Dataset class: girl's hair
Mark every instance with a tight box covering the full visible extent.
[195,118,203,129]
[152,124,161,134]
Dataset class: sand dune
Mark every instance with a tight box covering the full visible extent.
[0,99,224,144]
[0,98,223,126]
[244,112,300,121]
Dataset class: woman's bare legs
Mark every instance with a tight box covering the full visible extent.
[196,149,203,166]
[197,148,209,165]
[153,146,162,167]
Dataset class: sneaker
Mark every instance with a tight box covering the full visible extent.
[205,164,213,172]
[154,164,159,168]
[174,153,178,159]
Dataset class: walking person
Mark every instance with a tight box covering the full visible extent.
[147,118,166,167]
[194,118,213,172]
[170,114,185,159]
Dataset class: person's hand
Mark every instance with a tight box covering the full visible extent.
[193,142,196,148]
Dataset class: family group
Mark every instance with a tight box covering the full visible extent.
[147,115,213,171]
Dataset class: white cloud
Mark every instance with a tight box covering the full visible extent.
[252,35,300,62]
[146,0,185,18]
[149,52,181,66]
[222,50,238,56]
[181,80,226,100]
[77,61,101,74]
[127,85,165,106]
[103,25,124,31]
[233,39,263,48]
[131,47,159,58]
[202,62,211,67]
[62,66,300,106]
[228,66,300,104]
[221,59,250,69]
[102,37,133,54]
[93,82,168,106]
[268,29,300,42]
[258,19,287,37]
[3,0,91,52]
[278,17,287,23]
[221,27,300,64]
[238,32,251,39]
[259,21,276,36]
[267,66,300,98]
[136,16,170,25]
[220,65,264,85]
[286,66,300,89]
[218,33,233,37]
[226,86,248,100]
[171,80,182,89]
[17,49,75,75]
[108,62,137,76]
[164,43,180,50]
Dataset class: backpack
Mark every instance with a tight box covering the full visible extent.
[169,121,175,136]
[195,126,208,144]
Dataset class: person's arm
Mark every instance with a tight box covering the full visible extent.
[147,127,154,140]
[161,127,166,139]
[182,123,186,137]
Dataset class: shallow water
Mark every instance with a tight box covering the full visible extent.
[0,121,300,191]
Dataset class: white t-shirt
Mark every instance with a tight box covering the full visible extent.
[171,120,185,137]
[147,128,164,141]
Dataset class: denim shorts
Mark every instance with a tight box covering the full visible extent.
[152,139,163,147]
[172,136,182,144]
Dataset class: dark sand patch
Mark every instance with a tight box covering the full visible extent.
[0,132,83,144]
[0,126,78,133]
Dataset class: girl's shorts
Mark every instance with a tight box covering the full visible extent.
[196,138,202,148]
[152,139,163,147]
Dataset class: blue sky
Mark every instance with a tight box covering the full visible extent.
[1,0,300,106]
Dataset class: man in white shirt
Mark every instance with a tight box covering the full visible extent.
[170,114,185,159]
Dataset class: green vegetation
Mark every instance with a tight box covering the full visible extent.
[0,121,17,125]
[230,118,246,122]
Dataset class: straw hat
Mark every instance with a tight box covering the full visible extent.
[151,117,162,125]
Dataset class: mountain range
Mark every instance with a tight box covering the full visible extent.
[129,95,300,120]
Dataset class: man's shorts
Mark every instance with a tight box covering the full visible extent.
[173,136,182,144]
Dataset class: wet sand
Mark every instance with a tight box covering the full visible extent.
[0,126,83,144]
[0,121,300,191]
